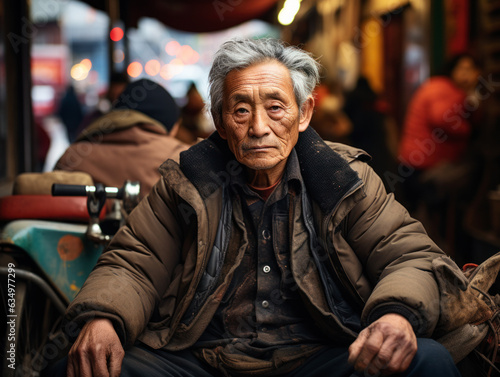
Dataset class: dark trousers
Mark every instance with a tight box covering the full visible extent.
[47,338,460,377]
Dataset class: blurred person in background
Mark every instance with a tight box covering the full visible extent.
[309,78,352,144]
[57,85,84,143]
[398,52,481,250]
[76,72,130,135]
[344,76,397,190]
[54,78,189,196]
[176,82,213,145]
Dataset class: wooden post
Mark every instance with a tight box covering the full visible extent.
[106,0,120,78]
[4,0,34,174]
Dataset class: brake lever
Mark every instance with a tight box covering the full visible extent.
[86,184,110,244]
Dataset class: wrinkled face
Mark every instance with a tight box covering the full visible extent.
[217,61,312,177]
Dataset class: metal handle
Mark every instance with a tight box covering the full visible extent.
[50,181,141,245]
[52,184,121,198]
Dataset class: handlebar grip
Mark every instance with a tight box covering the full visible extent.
[51,184,89,197]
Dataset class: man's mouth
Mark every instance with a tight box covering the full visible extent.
[245,145,274,152]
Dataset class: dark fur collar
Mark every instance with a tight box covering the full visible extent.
[179,126,361,214]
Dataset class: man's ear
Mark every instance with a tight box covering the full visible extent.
[215,121,227,140]
[298,96,314,132]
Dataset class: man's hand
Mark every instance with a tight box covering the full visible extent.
[348,313,417,376]
[67,318,125,377]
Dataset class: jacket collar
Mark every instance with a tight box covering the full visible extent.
[77,109,167,142]
[179,126,362,214]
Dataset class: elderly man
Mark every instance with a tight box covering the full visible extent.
[52,39,462,377]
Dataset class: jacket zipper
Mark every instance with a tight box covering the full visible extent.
[166,182,218,332]
[322,179,365,306]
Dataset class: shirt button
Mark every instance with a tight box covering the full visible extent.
[262,265,271,274]
[261,300,269,308]
[262,229,271,240]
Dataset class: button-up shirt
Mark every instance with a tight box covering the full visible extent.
[195,150,326,372]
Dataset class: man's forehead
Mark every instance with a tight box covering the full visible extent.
[228,60,291,80]
[228,89,289,102]
[223,61,294,101]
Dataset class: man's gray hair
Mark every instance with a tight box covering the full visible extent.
[208,38,321,127]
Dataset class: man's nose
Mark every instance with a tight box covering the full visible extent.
[249,108,271,137]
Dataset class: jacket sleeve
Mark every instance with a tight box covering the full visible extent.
[64,176,184,346]
[344,161,445,337]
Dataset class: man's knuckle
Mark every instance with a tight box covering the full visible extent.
[377,353,391,365]
[71,348,87,363]
[384,364,399,374]
[365,342,379,354]
[410,343,418,354]
[391,333,406,344]
[88,347,100,357]
[356,359,370,370]
[349,341,360,352]
[80,347,91,357]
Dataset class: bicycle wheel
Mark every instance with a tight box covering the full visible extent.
[1,262,65,377]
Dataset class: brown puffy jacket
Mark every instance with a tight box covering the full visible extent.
[55,109,189,196]
[65,127,446,351]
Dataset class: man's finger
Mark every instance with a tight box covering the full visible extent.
[387,343,416,372]
[108,347,125,377]
[348,328,370,364]
[375,345,406,375]
[398,347,417,372]
[351,329,385,371]
[67,344,82,377]
[374,334,417,375]
[76,350,94,377]
[369,340,397,371]
[91,347,111,377]
[67,356,76,377]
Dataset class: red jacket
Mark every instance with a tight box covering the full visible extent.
[398,77,471,170]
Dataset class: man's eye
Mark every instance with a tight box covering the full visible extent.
[236,108,248,114]
[270,106,281,112]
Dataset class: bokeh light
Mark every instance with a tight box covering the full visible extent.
[165,40,181,56]
[159,59,184,80]
[278,0,301,25]
[80,58,92,70]
[113,49,125,63]
[70,64,89,81]
[169,58,184,75]
[145,59,161,76]
[110,27,124,42]
[160,64,174,80]
[127,62,143,78]
[70,58,93,81]
[178,45,199,65]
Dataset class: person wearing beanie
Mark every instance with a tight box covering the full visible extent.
[54,78,190,196]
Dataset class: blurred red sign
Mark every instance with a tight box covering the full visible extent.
[32,56,66,87]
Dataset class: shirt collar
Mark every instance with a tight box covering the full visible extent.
[230,149,303,199]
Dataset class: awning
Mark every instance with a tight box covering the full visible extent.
[82,0,280,32]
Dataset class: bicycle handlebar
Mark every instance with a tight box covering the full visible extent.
[50,181,141,244]
[52,184,122,199]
